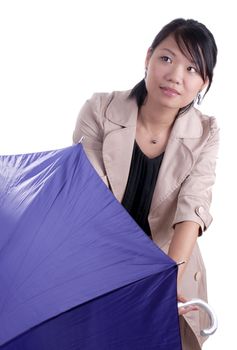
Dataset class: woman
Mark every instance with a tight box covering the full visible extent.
[73,18,219,350]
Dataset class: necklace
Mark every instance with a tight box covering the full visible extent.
[138,109,175,147]
[139,115,160,145]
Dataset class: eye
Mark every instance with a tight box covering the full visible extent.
[160,56,172,63]
[187,66,198,73]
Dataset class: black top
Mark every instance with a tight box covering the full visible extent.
[121,141,164,237]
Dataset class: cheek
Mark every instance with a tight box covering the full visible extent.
[145,70,159,90]
[187,81,203,97]
[147,67,162,86]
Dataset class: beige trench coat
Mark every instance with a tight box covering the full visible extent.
[73,90,219,349]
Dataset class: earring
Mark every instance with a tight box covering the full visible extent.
[197,92,202,105]
[144,67,148,79]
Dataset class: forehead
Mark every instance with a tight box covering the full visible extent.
[154,35,194,62]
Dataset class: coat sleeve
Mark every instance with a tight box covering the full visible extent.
[172,117,220,234]
[72,92,113,178]
[72,93,107,145]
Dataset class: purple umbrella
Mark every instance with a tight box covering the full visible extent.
[0,144,182,349]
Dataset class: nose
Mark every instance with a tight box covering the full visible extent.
[165,64,183,85]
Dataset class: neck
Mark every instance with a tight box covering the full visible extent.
[140,96,179,128]
[139,106,177,132]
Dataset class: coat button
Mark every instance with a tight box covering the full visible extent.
[194,271,202,281]
[196,206,205,215]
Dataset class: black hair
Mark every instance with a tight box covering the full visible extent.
[129,18,218,115]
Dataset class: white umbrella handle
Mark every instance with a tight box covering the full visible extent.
[178,298,218,336]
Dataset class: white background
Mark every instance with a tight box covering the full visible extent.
[0,1,235,348]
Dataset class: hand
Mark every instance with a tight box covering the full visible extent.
[178,294,199,315]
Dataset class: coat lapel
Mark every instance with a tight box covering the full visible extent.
[102,91,138,202]
[150,108,203,213]
[150,137,193,212]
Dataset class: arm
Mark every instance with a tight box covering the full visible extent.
[168,221,199,282]
[169,221,200,315]
[171,117,219,275]
[170,117,220,314]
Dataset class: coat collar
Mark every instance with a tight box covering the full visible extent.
[105,90,138,127]
[103,90,204,206]
[106,90,204,139]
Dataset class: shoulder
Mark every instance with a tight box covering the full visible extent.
[87,90,132,111]
[193,107,219,135]
[83,89,137,127]
[173,107,219,140]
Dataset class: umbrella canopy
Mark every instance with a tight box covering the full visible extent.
[0,144,182,349]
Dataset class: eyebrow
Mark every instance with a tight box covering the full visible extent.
[160,48,176,56]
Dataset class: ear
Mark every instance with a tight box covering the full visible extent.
[145,47,153,69]
[201,77,209,91]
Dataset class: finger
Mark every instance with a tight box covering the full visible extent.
[178,306,199,315]
[178,307,187,315]
[177,294,187,303]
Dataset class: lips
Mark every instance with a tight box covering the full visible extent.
[160,86,180,96]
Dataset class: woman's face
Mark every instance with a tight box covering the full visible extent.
[145,35,208,112]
